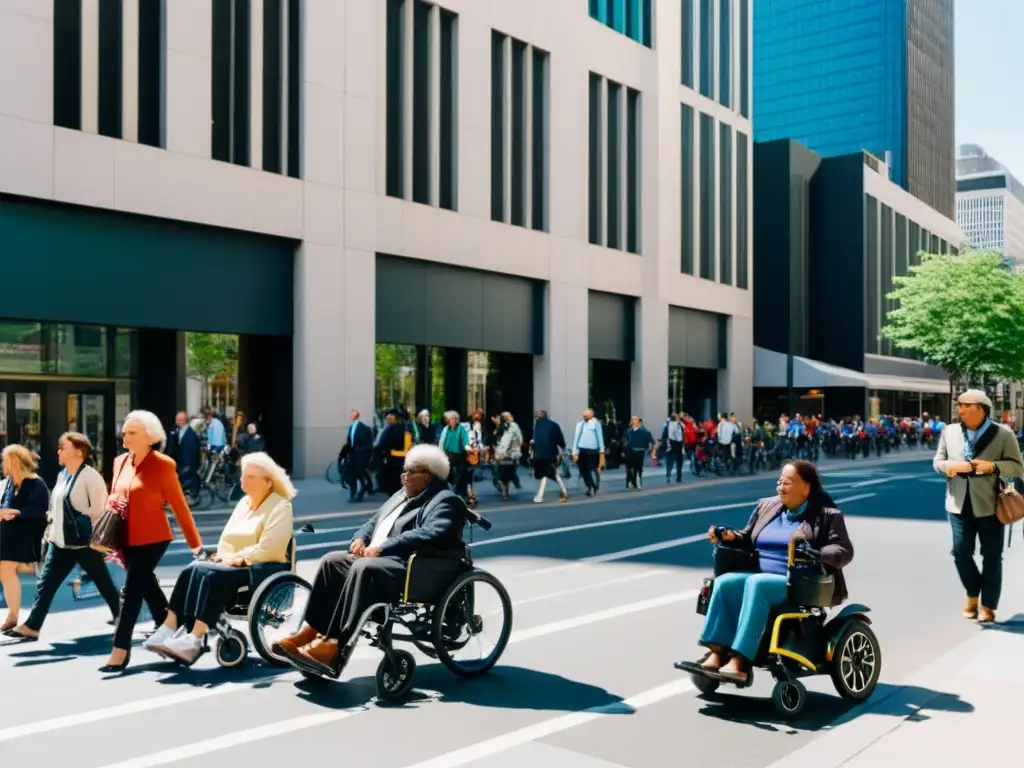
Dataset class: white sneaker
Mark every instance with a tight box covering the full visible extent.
[143,624,179,651]
[161,632,202,665]
[533,496,544,503]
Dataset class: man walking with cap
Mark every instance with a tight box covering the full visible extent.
[933,389,1024,623]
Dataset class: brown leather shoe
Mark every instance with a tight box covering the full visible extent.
[979,606,996,623]
[964,597,979,619]
[272,624,319,656]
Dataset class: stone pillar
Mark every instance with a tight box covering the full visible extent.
[718,314,754,423]
[533,280,589,436]
[164,0,212,157]
[632,296,669,424]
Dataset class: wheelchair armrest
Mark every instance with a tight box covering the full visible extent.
[465,508,492,531]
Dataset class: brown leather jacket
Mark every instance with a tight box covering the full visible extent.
[732,495,854,606]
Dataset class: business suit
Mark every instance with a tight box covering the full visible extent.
[339,421,373,501]
[934,421,1024,610]
[304,481,467,646]
[167,426,200,495]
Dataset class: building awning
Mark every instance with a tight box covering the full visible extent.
[755,347,949,394]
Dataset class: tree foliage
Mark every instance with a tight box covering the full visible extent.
[881,250,1024,383]
[186,333,237,381]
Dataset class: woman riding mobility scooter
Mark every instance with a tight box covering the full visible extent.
[675,461,881,718]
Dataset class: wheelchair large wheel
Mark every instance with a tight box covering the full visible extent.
[829,619,881,703]
[215,628,249,668]
[432,569,512,678]
[375,650,416,701]
[247,572,312,666]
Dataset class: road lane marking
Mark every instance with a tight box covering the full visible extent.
[399,678,697,768]
[95,708,371,768]
[507,568,668,608]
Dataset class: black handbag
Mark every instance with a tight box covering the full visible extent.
[712,542,759,576]
[61,465,94,548]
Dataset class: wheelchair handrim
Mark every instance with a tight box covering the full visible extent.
[252,579,310,662]
[433,571,512,674]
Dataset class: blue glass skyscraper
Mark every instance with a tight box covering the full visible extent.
[754,0,954,216]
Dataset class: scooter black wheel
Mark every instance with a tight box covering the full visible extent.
[690,673,720,695]
[771,679,806,718]
[830,619,881,703]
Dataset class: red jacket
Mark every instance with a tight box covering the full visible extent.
[111,451,202,549]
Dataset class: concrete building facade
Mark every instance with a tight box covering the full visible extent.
[0,0,754,479]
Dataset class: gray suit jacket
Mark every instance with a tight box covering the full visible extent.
[933,422,1024,517]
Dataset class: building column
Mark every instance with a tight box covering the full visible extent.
[533,281,589,435]
[164,0,212,157]
[718,314,753,423]
[632,296,669,423]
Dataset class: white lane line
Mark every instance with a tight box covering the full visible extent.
[399,678,696,768]
[507,569,668,609]
[95,708,370,768]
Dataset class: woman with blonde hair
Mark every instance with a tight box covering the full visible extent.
[146,451,295,665]
[5,433,121,641]
[0,444,50,631]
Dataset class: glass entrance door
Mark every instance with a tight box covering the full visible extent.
[66,391,108,475]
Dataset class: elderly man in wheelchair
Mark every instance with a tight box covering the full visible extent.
[274,444,477,682]
[144,452,295,665]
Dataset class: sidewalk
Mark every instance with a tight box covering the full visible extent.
[240,448,936,519]
[764,616,1024,768]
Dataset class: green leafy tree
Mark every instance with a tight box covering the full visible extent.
[186,333,238,404]
[881,250,1024,399]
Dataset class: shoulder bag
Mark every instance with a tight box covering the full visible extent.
[61,466,94,548]
[90,459,131,554]
[996,476,1024,526]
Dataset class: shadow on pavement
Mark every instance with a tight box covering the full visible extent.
[979,612,1024,635]
[5,631,114,667]
[695,682,973,733]
[294,664,628,715]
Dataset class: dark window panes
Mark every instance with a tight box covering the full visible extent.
[588,73,603,245]
[699,0,714,99]
[510,40,526,227]
[490,32,505,222]
[865,195,879,354]
[681,104,695,274]
[681,0,694,87]
[0,322,45,375]
[138,0,164,147]
[531,48,549,232]
[385,0,405,198]
[718,0,730,107]
[699,112,715,279]
[285,0,301,178]
[411,0,430,204]
[719,122,732,284]
[438,10,457,210]
[606,81,621,250]
[739,0,749,117]
[626,88,640,254]
[54,0,83,130]
[736,131,748,288]
[261,0,283,173]
[98,0,123,139]
[114,328,137,378]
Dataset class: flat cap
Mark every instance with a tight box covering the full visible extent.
[957,389,993,409]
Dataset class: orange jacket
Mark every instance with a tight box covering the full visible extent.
[111,451,202,550]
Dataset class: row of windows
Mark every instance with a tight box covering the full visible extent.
[681,0,749,116]
[588,74,642,254]
[490,32,550,231]
[680,105,748,288]
[588,0,653,47]
[52,0,301,178]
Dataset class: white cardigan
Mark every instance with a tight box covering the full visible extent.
[46,464,109,548]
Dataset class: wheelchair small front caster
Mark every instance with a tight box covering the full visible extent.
[375,649,416,701]
[690,673,720,695]
[771,679,806,718]
[215,628,249,668]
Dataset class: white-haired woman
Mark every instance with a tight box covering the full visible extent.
[100,410,203,673]
[145,452,295,664]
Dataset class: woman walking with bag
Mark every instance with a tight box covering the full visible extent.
[0,445,49,631]
[97,410,203,673]
[5,433,121,641]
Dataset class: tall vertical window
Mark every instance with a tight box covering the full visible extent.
[54,0,83,130]
[719,122,732,284]
[880,204,893,354]
[739,0,749,118]
[681,104,695,274]
[588,73,603,245]
[908,221,921,265]
[261,0,301,177]
[491,32,549,231]
[212,0,251,166]
[137,0,164,148]
[865,195,879,354]
[589,73,642,253]
[699,112,715,279]
[718,0,731,108]
[681,0,694,88]
[699,0,715,99]
[590,0,652,46]
[736,131,748,288]
[97,0,123,139]
[385,0,459,208]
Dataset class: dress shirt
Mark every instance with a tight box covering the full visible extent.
[574,419,605,452]
[369,499,409,549]
[667,421,684,442]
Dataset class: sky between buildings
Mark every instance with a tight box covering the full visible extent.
[956,0,1024,177]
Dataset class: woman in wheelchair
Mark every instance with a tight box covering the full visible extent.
[681,460,853,683]
[273,444,467,679]
[144,452,295,664]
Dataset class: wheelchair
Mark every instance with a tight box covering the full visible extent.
[675,529,881,718]
[247,507,514,701]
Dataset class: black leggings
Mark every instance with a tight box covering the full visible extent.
[168,561,252,628]
[26,544,121,631]
[113,541,169,650]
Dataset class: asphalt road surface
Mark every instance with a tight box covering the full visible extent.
[1,456,1020,768]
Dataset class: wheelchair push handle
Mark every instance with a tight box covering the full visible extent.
[465,508,492,531]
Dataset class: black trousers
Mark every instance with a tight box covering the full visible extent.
[625,449,646,486]
[168,561,252,628]
[446,453,471,499]
[26,543,121,631]
[304,552,407,646]
[949,494,1004,609]
[577,449,600,490]
[113,541,169,650]
[344,452,372,500]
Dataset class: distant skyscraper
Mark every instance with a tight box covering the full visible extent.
[956,144,1024,267]
[753,0,955,216]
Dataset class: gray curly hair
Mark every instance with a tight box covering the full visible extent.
[404,444,450,480]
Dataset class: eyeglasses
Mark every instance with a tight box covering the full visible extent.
[401,469,427,477]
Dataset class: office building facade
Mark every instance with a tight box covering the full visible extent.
[753,140,965,420]
[754,0,955,217]
[0,0,753,479]
[956,144,1024,268]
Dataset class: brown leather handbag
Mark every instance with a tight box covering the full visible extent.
[996,477,1024,526]
[90,459,131,554]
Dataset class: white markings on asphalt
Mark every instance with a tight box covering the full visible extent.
[507,569,669,609]
[398,679,697,768]
[95,707,370,768]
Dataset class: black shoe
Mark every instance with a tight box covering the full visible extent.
[99,650,131,674]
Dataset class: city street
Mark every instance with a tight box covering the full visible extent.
[0,456,1021,768]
